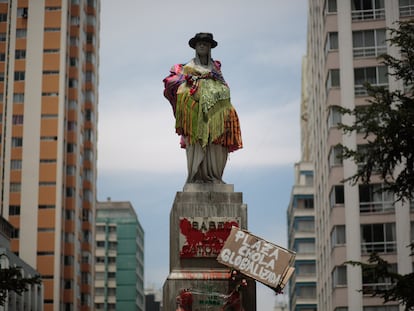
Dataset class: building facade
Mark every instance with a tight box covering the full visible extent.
[0,1,100,310]
[287,55,317,311]
[0,216,43,311]
[305,0,414,310]
[95,200,145,311]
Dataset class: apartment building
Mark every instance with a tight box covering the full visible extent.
[0,216,43,311]
[287,55,317,311]
[0,1,100,310]
[95,200,145,311]
[305,0,414,310]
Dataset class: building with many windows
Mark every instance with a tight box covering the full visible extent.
[0,216,43,311]
[95,200,145,311]
[304,0,414,310]
[287,56,317,311]
[0,1,100,310]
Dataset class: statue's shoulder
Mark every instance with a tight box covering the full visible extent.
[213,60,222,70]
[169,63,185,74]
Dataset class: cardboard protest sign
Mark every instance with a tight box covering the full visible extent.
[217,227,296,291]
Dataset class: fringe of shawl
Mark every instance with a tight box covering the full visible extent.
[175,89,242,151]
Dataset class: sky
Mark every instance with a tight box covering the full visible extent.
[97,1,308,309]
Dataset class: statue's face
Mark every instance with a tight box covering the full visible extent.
[195,41,211,57]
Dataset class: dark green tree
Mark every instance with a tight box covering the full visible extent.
[0,265,41,306]
[339,19,414,310]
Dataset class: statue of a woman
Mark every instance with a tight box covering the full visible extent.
[163,33,242,184]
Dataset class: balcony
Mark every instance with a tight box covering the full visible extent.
[400,4,414,17]
[352,8,385,21]
[353,45,387,58]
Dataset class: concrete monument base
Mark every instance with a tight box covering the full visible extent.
[163,183,256,310]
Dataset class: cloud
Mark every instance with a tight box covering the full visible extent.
[97,95,300,173]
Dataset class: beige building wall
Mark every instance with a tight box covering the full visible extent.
[306,0,414,310]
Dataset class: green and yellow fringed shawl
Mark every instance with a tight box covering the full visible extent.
[175,62,242,152]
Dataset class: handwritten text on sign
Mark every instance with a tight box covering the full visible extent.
[218,227,295,289]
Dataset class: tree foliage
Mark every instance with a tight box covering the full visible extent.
[340,19,414,310]
[338,19,414,202]
[347,252,414,311]
[0,266,41,306]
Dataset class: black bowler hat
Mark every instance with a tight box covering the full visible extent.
[189,32,218,49]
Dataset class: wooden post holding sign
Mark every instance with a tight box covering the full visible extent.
[217,227,295,291]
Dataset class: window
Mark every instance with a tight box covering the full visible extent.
[295,217,315,233]
[85,109,93,121]
[359,183,393,213]
[326,0,337,13]
[86,33,95,44]
[0,33,6,42]
[296,262,316,276]
[11,159,22,170]
[65,210,74,220]
[330,185,344,206]
[353,29,386,57]
[70,36,79,46]
[68,79,77,88]
[351,0,385,20]
[9,205,20,215]
[81,272,90,284]
[295,239,315,254]
[0,53,4,61]
[326,32,338,53]
[11,228,19,238]
[14,71,25,81]
[326,69,340,90]
[15,49,26,59]
[86,52,95,64]
[17,8,28,18]
[85,71,94,83]
[39,205,55,209]
[362,263,397,292]
[67,143,76,153]
[64,280,72,289]
[16,29,27,38]
[68,100,77,109]
[12,115,23,125]
[296,284,316,299]
[66,165,76,175]
[13,93,24,103]
[0,13,7,22]
[400,0,414,17]
[354,66,388,96]
[12,137,23,147]
[84,169,93,181]
[64,256,74,266]
[0,72,3,82]
[329,145,343,167]
[66,187,75,197]
[304,198,314,209]
[67,121,76,131]
[331,225,346,247]
[332,265,347,287]
[361,223,396,254]
[10,183,21,192]
[328,106,342,127]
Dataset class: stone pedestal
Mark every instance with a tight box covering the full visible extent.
[163,184,256,310]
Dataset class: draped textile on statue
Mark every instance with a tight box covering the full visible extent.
[163,60,242,152]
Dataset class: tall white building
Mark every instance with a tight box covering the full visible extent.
[305,0,414,310]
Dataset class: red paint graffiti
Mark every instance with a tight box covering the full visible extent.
[180,218,239,258]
